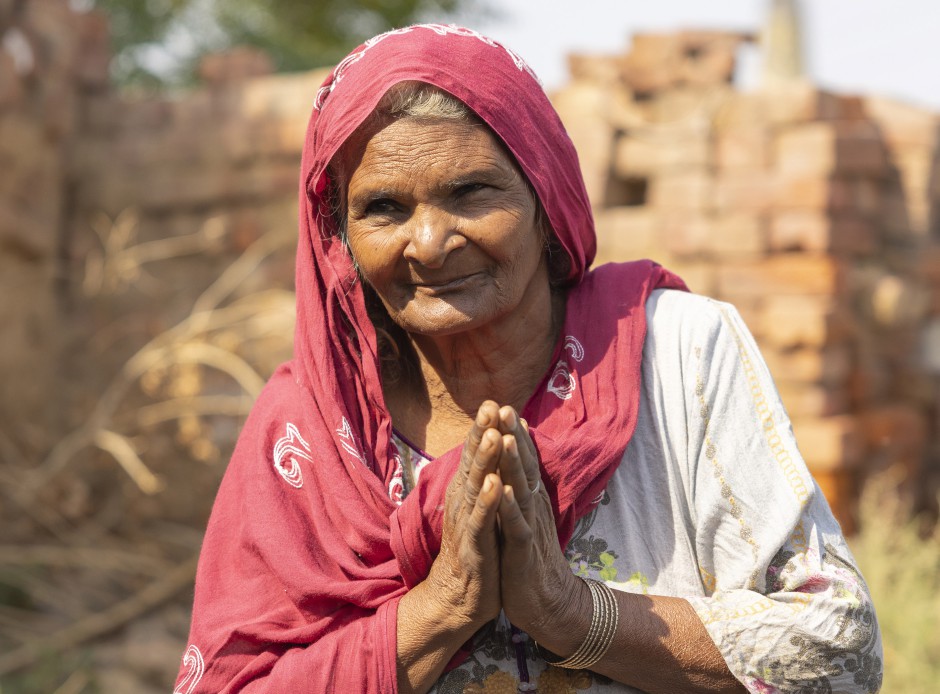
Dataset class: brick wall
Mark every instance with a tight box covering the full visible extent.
[2,8,938,529]
[0,0,108,449]
[554,32,940,529]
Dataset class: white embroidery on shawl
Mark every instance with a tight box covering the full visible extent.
[314,23,541,111]
[563,335,585,362]
[174,644,205,694]
[337,417,369,467]
[273,422,312,489]
[547,335,584,400]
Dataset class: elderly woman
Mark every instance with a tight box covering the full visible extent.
[176,25,882,694]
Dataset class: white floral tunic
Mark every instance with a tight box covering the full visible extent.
[392,290,883,694]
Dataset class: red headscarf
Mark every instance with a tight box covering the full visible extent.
[177,24,685,693]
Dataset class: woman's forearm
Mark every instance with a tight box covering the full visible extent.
[396,579,484,694]
[535,585,746,694]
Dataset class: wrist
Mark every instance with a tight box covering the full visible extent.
[528,572,593,656]
[397,581,482,694]
[422,564,490,636]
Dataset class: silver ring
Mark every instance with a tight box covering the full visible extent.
[529,478,541,495]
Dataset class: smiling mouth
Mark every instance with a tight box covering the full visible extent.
[412,272,483,294]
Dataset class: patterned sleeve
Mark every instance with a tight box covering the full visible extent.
[673,296,883,694]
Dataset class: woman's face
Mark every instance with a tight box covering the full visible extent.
[341,117,548,337]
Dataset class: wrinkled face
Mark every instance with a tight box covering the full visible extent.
[341,117,547,337]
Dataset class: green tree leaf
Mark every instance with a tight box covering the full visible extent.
[92,0,492,89]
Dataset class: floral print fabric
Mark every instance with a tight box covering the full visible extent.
[391,290,882,693]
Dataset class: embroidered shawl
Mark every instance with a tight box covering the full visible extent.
[176,24,686,693]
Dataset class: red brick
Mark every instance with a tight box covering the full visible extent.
[848,345,895,411]
[759,295,853,348]
[812,469,857,534]
[660,213,712,257]
[772,175,854,211]
[864,96,940,148]
[769,212,877,255]
[566,54,622,84]
[882,192,933,240]
[859,404,928,458]
[775,122,889,176]
[620,33,683,93]
[714,127,772,170]
[75,10,111,87]
[680,43,736,87]
[717,255,846,297]
[762,84,866,125]
[706,214,766,256]
[593,207,658,261]
[0,50,22,108]
[851,179,882,216]
[866,273,930,329]
[198,47,274,86]
[762,345,852,385]
[646,88,720,124]
[715,86,864,131]
[553,82,617,207]
[791,415,864,470]
[238,70,331,119]
[776,383,851,418]
[614,130,710,176]
[662,260,717,295]
[649,172,713,211]
[714,172,778,213]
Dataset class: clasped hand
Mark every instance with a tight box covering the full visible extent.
[427,400,581,639]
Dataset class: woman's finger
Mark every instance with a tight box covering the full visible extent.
[498,407,541,494]
[463,429,502,515]
[465,473,503,547]
[498,433,536,517]
[446,402,500,526]
[517,417,540,470]
[458,400,500,477]
[497,484,533,548]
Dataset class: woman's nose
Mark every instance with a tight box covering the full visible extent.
[403,207,466,268]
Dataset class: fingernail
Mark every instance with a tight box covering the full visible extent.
[483,477,493,493]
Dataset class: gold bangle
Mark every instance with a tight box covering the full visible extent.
[539,577,619,670]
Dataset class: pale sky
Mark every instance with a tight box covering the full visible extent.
[461,0,940,110]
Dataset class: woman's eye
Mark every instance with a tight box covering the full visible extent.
[364,199,399,215]
[455,183,486,197]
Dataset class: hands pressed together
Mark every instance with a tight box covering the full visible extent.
[425,400,585,641]
[400,401,747,694]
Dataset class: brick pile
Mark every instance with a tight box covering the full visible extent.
[63,51,329,469]
[553,32,940,529]
[1,6,937,530]
[0,0,109,443]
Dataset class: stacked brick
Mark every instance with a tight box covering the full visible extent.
[64,54,330,463]
[553,32,940,529]
[0,0,109,444]
[72,56,328,278]
[2,6,938,530]
[0,1,325,458]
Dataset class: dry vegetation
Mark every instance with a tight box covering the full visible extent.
[850,478,940,693]
[0,213,294,693]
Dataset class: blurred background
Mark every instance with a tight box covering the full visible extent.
[0,0,938,691]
